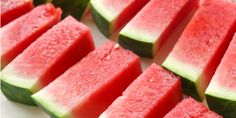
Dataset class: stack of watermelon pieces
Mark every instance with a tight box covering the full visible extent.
[1,0,236,118]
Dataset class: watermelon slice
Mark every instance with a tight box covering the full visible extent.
[1,0,34,27]
[163,97,222,118]
[0,3,61,69]
[32,41,142,118]
[1,16,95,105]
[90,0,149,37]
[205,33,236,118]
[162,0,236,100]
[118,0,196,58]
[99,63,182,118]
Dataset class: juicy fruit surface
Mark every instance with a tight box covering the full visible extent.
[163,97,222,118]
[1,0,34,26]
[211,34,236,90]
[1,4,61,68]
[3,16,94,88]
[205,34,236,118]
[163,0,236,100]
[33,41,142,118]
[100,64,182,118]
[168,1,236,69]
[121,0,192,41]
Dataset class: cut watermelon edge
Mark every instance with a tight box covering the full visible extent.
[162,55,207,101]
[118,34,155,58]
[205,94,236,118]
[32,91,72,118]
[1,67,41,105]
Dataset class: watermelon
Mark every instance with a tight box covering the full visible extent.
[163,97,222,118]
[0,3,61,69]
[90,0,149,37]
[1,0,34,27]
[1,16,95,105]
[32,41,142,118]
[99,63,182,118]
[162,0,236,101]
[33,0,90,19]
[205,33,236,118]
[118,0,196,58]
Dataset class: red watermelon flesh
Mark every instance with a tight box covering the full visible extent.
[1,0,34,27]
[1,16,95,105]
[32,41,142,118]
[99,63,182,118]
[163,97,222,118]
[205,33,236,117]
[0,3,61,69]
[162,0,236,100]
[118,0,197,58]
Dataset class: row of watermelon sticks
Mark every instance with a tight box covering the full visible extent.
[1,0,236,118]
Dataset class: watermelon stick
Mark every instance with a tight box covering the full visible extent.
[205,33,236,118]
[100,63,182,118]
[164,97,222,118]
[0,3,61,69]
[90,0,150,37]
[1,16,95,105]
[118,0,197,58]
[162,0,236,101]
[1,0,34,27]
[32,41,142,118]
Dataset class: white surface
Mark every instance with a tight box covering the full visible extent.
[1,11,194,117]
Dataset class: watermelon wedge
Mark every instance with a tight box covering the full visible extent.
[90,0,149,37]
[118,0,196,58]
[32,41,142,118]
[205,33,236,118]
[0,3,61,69]
[99,63,182,118]
[1,16,95,105]
[162,0,236,100]
[1,0,34,27]
[163,97,222,118]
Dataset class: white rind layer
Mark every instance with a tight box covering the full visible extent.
[205,78,236,101]
[162,55,207,99]
[1,66,39,92]
[32,90,72,118]
[90,0,119,22]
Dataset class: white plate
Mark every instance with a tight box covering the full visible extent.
[1,11,194,117]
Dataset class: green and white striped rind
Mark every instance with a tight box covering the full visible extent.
[1,69,39,105]
[90,0,118,37]
[205,80,236,118]
[32,91,72,118]
[162,55,206,101]
[118,26,157,58]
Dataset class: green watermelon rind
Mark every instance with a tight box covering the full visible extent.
[1,78,36,105]
[162,56,204,101]
[32,92,72,118]
[118,33,154,58]
[205,81,236,118]
[89,2,113,37]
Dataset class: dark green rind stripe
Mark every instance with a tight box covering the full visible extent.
[181,77,201,101]
[1,80,36,106]
[34,0,89,19]
[162,66,202,101]
[206,94,236,118]
[118,34,154,58]
[52,0,90,19]
[32,98,61,118]
[90,3,111,37]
